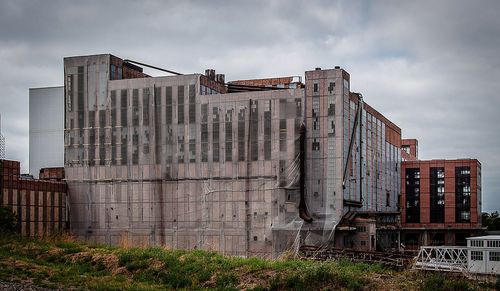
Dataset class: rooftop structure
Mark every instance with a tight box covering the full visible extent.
[63,54,401,256]
[401,139,418,161]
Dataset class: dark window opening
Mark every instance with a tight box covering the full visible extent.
[430,167,445,223]
[405,168,420,223]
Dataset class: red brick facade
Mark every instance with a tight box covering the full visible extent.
[0,160,67,237]
[401,139,418,161]
[401,159,483,248]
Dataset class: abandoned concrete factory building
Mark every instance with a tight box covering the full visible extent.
[58,54,481,257]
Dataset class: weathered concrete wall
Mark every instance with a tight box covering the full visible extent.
[64,54,402,256]
[65,54,305,257]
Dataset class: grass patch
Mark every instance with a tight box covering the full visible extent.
[0,235,491,290]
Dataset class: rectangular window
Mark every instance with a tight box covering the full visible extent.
[456,166,471,222]
[430,167,445,223]
[225,107,233,162]
[471,251,483,261]
[237,107,245,161]
[328,82,335,94]
[201,143,208,162]
[313,83,318,93]
[487,240,500,248]
[165,87,173,125]
[178,86,184,124]
[178,135,185,163]
[405,168,421,223]
[490,251,500,261]
[143,88,150,126]
[132,89,139,127]
[120,90,128,126]
[250,100,258,161]
[188,84,196,124]
[312,139,320,151]
[213,106,220,163]
[264,100,271,160]
[279,119,287,152]
[471,240,484,247]
[189,142,196,163]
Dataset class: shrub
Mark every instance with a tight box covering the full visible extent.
[0,206,17,233]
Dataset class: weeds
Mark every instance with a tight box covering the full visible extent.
[0,235,490,290]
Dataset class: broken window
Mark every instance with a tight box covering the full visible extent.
[189,141,196,163]
[121,128,128,165]
[178,86,184,124]
[264,100,271,160]
[165,87,173,125]
[328,82,335,94]
[213,106,220,162]
[77,66,84,127]
[66,75,73,112]
[455,166,471,223]
[143,88,150,126]
[120,90,128,126]
[189,84,196,124]
[279,119,286,152]
[312,139,320,151]
[178,133,185,163]
[88,127,96,166]
[154,87,162,164]
[238,106,245,161]
[132,89,139,127]
[99,110,106,165]
[430,167,445,223]
[250,100,259,161]
[132,131,139,164]
[405,168,420,223]
[225,106,233,162]
[201,142,208,162]
[328,103,335,116]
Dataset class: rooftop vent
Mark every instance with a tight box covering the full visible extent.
[315,67,322,71]
[334,66,341,69]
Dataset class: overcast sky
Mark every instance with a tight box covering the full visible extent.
[0,0,499,211]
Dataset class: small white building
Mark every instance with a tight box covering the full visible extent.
[467,235,500,274]
[29,86,64,178]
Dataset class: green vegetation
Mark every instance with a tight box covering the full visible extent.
[0,235,492,290]
[482,211,500,230]
[0,206,17,233]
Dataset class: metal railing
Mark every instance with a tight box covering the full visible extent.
[414,246,468,272]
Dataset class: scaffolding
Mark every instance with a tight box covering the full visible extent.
[63,54,403,257]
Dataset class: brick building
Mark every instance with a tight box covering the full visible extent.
[0,159,67,236]
[400,142,483,250]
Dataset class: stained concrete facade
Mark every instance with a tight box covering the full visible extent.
[64,54,401,256]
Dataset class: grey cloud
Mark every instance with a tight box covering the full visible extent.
[0,0,499,210]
